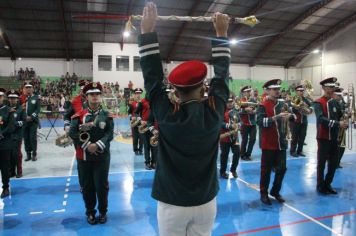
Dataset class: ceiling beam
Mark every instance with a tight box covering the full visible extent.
[230,0,269,37]
[285,12,356,68]
[165,0,203,62]
[0,31,16,60]
[59,0,70,61]
[250,0,334,66]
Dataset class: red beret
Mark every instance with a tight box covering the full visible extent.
[168,60,207,88]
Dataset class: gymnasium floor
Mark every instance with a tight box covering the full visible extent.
[0,116,355,236]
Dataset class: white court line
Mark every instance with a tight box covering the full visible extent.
[64,194,68,199]
[4,213,18,217]
[29,211,43,215]
[68,152,76,176]
[237,177,342,236]
[63,201,67,206]
[54,209,66,213]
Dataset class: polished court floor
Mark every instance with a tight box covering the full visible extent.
[0,117,355,236]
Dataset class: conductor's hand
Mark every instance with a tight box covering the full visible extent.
[213,12,230,37]
[141,2,157,34]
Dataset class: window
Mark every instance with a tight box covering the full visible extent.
[133,56,141,72]
[98,55,112,71]
[116,56,129,71]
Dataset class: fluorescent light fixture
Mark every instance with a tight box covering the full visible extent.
[313,49,320,54]
[230,39,238,45]
[18,57,22,60]
[123,31,130,37]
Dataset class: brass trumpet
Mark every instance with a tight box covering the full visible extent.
[130,118,141,128]
[138,123,149,134]
[150,133,159,147]
[290,96,311,115]
[55,133,73,147]
[235,100,259,108]
[79,132,90,143]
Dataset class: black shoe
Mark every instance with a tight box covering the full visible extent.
[245,156,252,161]
[317,186,328,195]
[25,153,31,161]
[150,163,156,169]
[220,173,229,179]
[271,193,286,203]
[325,185,337,194]
[303,142,307,145]
[98,214,107,224]
[260,195,272,205]
[32,152,37,161]
[240,156,247,161]
[290,152,298,157]
[231,171,238,178]
[16,173,23,178]
[87,214,97,225]
[145,163,152,170]
[10,173,16,178]
[1,188,10,198]
[297,152,306,157]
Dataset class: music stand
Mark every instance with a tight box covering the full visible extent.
[41,110,61,140]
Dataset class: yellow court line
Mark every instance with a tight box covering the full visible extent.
[115,135,132,144]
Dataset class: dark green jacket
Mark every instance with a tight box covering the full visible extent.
[10,103,26,141]
[69,107,114,161]
[139,32,230,206]
[0,104,16,150]
[25,94,41,123]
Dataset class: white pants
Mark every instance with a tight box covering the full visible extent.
[157,197,217,236]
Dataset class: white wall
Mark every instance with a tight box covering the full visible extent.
[93,42,143,88]
[0,58,92,77]
[297,22,356,94]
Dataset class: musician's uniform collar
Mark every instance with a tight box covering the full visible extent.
[180,99,199,105]
[88,106,101,114]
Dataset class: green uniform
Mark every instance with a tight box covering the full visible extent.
[10,103,26,176]
[69,106,114,216]
[138,32,230,206]
[0,104,16,190]
[23,94,40,156]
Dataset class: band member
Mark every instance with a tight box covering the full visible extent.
[69,82,114,224]
[63,79,88,190]
[239,86,257,161]
[63,80,88,131]
[128,88,143,155]
[139,3,230,235]
[23,82,40,161]
[0,88,15,198]
[290,85,313,157]
[7,90,25,178]
[257,79,296,205]
[220,97,240,179]
[334,88,347,168]
[135,95,157,169]
[314,77,347,195]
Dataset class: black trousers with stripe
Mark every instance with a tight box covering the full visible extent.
[317,139,338,188]
[260,149,287,195]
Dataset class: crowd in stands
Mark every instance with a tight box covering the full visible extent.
[17,67,36,81]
